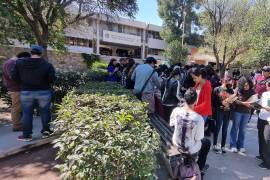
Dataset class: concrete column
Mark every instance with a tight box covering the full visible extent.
[141,28,146,59]
[96,14,100,55]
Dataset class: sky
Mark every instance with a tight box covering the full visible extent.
[135,0,163,26]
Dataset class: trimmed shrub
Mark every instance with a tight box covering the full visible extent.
[92,61,108,70]
[81,53,100,68]
[76,82,133,96]
[53,69,107,104]
[53,83,160,179]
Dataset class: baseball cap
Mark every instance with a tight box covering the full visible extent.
[30,45,43,55]
[262,66,270,72]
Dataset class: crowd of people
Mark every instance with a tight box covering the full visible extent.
[3,45,56,141]
[106,56,270,176]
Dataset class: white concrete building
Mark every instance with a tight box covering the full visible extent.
[64,15,167,62]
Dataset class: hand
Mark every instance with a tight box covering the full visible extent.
[263,106,270,112]
[242,102,252,108]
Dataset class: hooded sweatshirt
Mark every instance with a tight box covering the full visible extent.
[12,58,56,91]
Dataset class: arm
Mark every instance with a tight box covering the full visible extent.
[11,61,20,82]
[194,85,212,114]
[169,109,176,127]
[131,68,136,81]
[48,64,56,83]
[194,120,204,142]
[152,72,161,89]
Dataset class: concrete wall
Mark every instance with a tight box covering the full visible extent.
[148,38,167,50]
[0,46,87,71]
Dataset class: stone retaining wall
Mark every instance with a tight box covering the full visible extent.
[0,46,87,71]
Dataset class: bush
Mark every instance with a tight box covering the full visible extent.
[81,53,100,68]
[53,83,160,179]
[76,82,133,96]
[53,69,107,104]
[92,61,108,70]
[0,56,11,106]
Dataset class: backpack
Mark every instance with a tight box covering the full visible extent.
[172,113,201,180]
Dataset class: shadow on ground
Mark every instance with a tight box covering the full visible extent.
[0,145,61,180]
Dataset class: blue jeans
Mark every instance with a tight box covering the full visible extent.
[213,110,230,147]
[21,90,52,137]
[230,112,250,149]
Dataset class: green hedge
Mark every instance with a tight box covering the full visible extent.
[53,82,160,179]
[76,82,133,96]
[53,69,107,104]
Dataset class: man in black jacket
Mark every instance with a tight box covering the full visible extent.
[12,45,56,141]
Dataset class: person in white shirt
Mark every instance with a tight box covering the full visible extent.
[258,81,270,169]
[170,88,210,173]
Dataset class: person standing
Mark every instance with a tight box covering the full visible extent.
[3,52,31,131]
[255,66,270,98]
[12,45,56,141]
[131,57,160,114]
[190,67,212,121]
[106,58,119,82]
[257,81,270,169]
[170,88,210,176]
[212,78,234,153]
[230,76,255,153]
[161,67,183,122]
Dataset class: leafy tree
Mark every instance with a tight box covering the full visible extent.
[163,39,189,64]
[199,0,253,76]
[158,0,200,64]
[0,0,138,58]
[241,0,270,67]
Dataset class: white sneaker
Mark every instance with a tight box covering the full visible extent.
[239,148,246,153]
[231,147,238,153]
[213,145,221,154]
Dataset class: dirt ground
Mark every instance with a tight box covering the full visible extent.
[0,144,60,180]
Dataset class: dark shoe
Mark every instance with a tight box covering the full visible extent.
[42,130,54,138]
[256,156,263,161]
[258,162,270,170]
[221,147,226,154]
[201,164,210,174]
[17,135,32,142]
[13,127,23,132]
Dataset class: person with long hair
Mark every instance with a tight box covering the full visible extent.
[212,78,234,153]
[121,58,136,89]
[191,67,212,121]
[106,58,118,82]
[230,76,255,153]
[161,67,183,121]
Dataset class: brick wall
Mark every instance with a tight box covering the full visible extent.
[0,46,87,71]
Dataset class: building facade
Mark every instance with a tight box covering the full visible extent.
[64,15,167,62]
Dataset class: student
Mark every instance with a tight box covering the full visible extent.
[12,45,56,141]
[170,88,210,174]
[230,76,255,153]
[131,57,160,114]
[106,58,118,82]
[161,67,183,122]
[212,78,234,153]
[191,67,212,121]
[2,52,31,131]
[257,81,270,169]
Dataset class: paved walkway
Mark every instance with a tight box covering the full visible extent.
[205,116,270,180]
[0,115,56,159]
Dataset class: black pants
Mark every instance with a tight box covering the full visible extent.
[198,138,211,170]
[258,119,270,167]
[263,125,270,167]
[163,105,176,122]
[213,110,230,147]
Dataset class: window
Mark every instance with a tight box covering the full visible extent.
[147,31,162,40]
[67,37,92,48]
[118,24,124,33]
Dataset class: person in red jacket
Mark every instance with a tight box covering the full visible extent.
[191,67,213,121]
